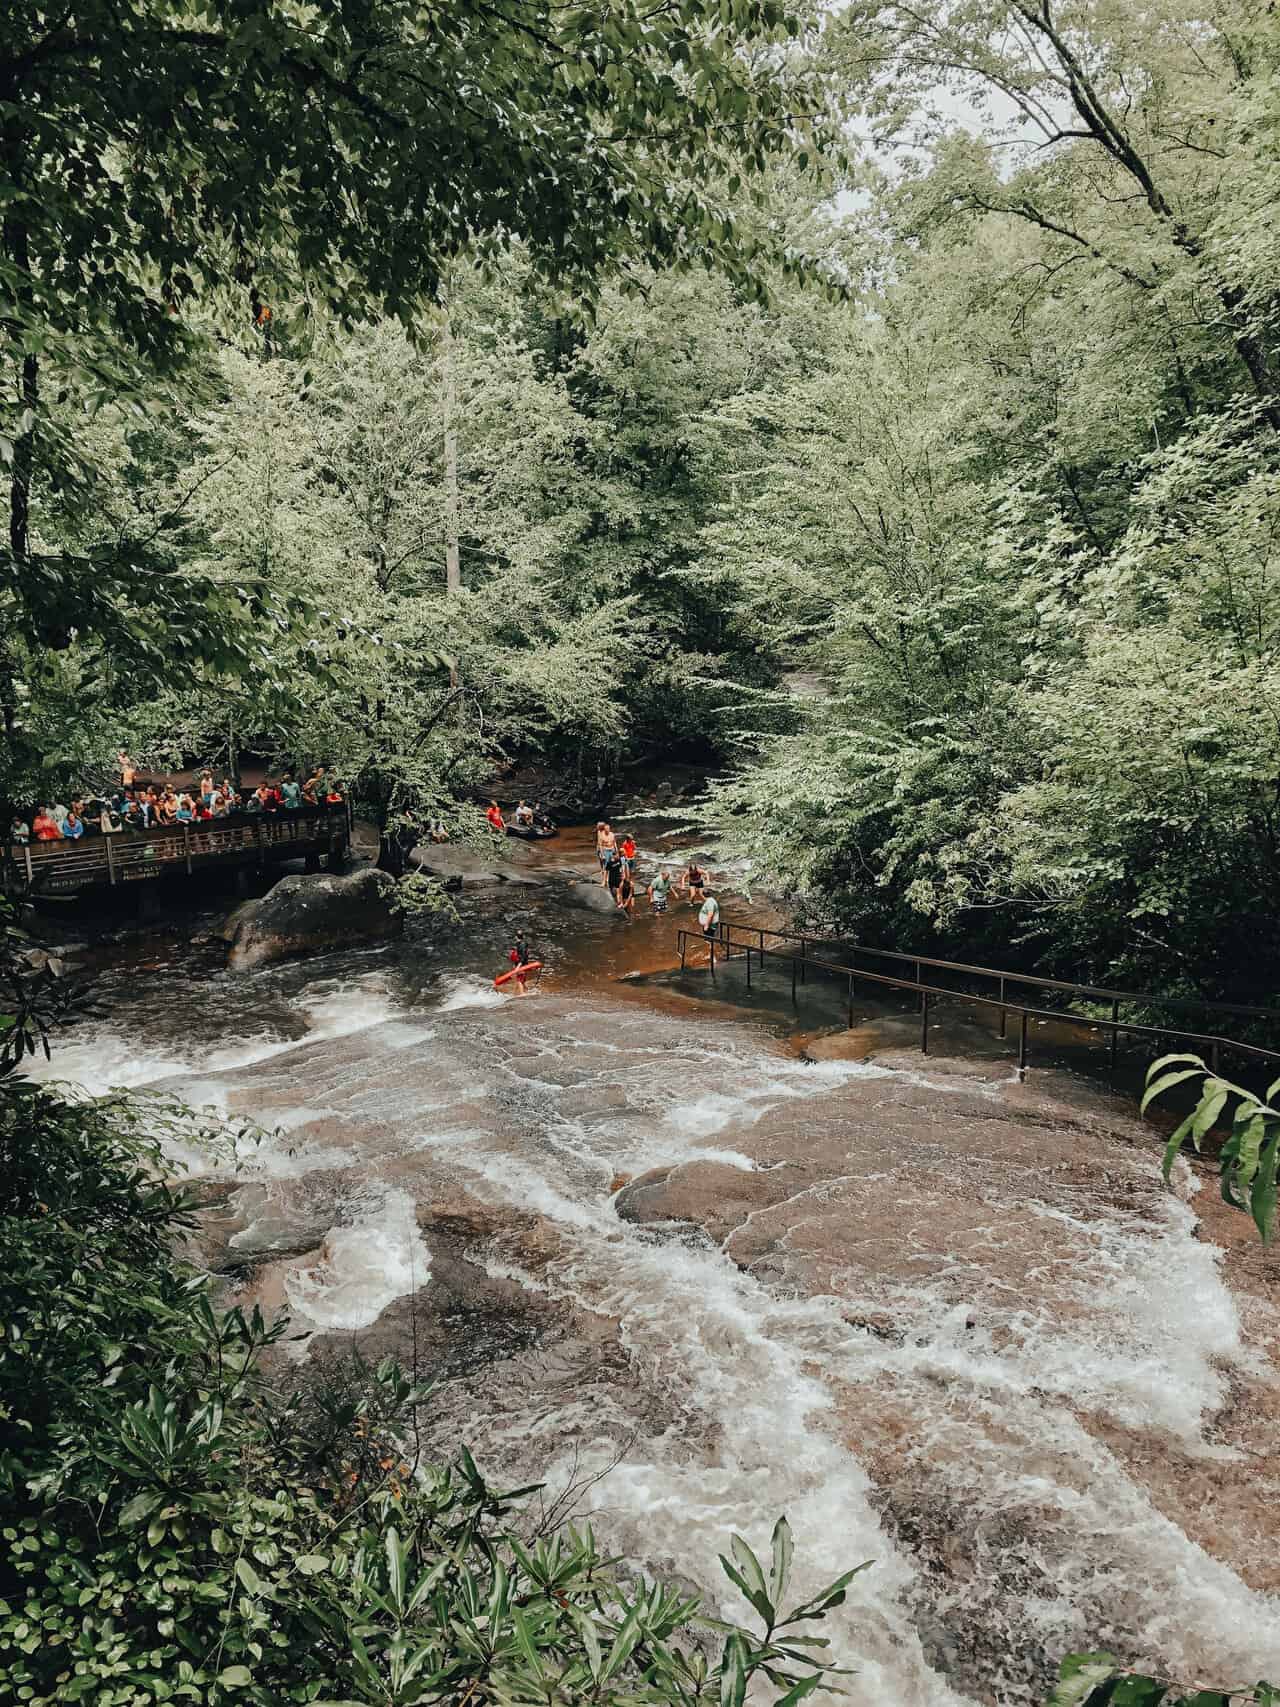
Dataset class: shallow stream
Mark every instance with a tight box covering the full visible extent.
[28,825,1280,1704]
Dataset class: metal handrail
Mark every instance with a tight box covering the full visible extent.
[729,921,1280,1028]
[674,922,1280,1080]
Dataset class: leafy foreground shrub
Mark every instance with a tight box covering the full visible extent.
[0,1076,860,1706]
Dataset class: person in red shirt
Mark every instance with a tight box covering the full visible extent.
[32,806,62,841]
[619,833,637,874]
[485,800,506,834]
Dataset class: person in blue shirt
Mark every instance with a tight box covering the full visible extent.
[63,810,84,840]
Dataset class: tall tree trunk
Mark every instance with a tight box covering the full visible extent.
[2,209,36,743]
[442,305,461,688]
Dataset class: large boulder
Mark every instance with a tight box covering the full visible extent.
[225,868,403,971]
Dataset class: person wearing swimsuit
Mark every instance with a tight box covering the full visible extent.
[615,865,635,919]
[683,860,707,904]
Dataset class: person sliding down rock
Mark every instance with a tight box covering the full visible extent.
[507,933,537,997]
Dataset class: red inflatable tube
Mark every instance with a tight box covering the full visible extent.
[494,961,543,990]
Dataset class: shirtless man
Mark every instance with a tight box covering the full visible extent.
[596,821,617,885]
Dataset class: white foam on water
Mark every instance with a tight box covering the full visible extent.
[436,976,508,1011]
[285,1186,430,1338]
[455,1150,968,1707]
[22,980,407,1097]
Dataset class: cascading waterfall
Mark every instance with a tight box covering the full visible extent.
[25,886,1280,1706]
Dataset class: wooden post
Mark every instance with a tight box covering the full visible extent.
[184,824,192,875]
[104,835,116,885]
[23,844,33,885]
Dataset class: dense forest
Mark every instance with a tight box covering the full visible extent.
[3,2,1280,1703]
[5,1,1280,1005]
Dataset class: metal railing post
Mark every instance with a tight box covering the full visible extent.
[745,939,751,989]
[679,931,687,971]
[791,954,797,1007]
[1109,999,1120,1072]
[915,959,923,1012]
[1018,1011,1029,1078]
[800,936,806,985]
[847,973,853,1029]
[709,937,716,980]
[998,975,1007,1038]
[921,988,929,1054]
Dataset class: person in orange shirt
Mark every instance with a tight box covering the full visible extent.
[486,800,506,833]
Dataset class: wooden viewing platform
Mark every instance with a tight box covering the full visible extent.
[3,805,353,898]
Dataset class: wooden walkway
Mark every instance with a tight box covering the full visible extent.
[3,807,351,897]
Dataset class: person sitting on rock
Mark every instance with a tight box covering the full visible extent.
[514,799,534,827]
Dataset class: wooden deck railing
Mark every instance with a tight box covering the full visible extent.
[3,806,351,893]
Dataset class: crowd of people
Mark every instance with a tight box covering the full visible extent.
[594,820,720,946]
[11,759,344,846]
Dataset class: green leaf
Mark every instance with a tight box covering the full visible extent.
[775,1675,825,1707]
[1252,1133,1279,1244]
[294,1554,330,1576]
[769,1515,793,1606]
[235,1557,263,1596]
[216,1667,253,1688]
[119,1490,163,1527]
[1047,1653,1121,1706]
[1141,1068,1203,1115]
[719,1630,749,1707]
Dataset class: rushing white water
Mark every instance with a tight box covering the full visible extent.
[285,1186,432,1339]
[28,927,1280,1704]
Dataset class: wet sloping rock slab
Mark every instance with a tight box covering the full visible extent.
[171,991,1280,1704]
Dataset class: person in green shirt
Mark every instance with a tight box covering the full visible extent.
[280,773,302,809]
[648,867,673,915]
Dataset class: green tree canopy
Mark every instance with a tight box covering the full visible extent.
[0,0,838,725]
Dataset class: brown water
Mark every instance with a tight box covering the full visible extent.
[28,824,1280,1704]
